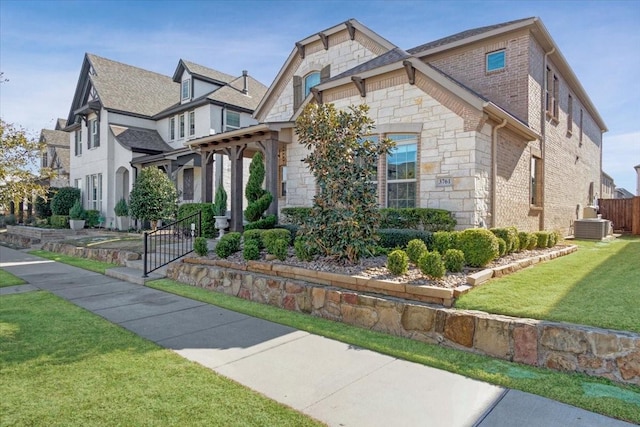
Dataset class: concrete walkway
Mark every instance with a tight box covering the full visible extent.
[0,245,635,427]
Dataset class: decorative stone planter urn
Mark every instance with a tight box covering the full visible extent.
[69,219,85,231]
[116,216,129,231]
[214,216,228,238]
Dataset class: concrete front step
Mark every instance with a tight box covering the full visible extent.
[105,266,164,285]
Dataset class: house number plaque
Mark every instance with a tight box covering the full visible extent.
[436,177,452,187]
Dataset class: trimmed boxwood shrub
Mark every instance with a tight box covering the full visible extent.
[280,207,312,226]
[35,187,58,218]
[194,237,209,256]
[85,210,100,227]
[262,229,292,254]
[243,240,260,261]
[294,236,316,262]
[272,238,289,261]
[274,224,298,243]
[51,187,81,216]
[406,239,428,265]
[215,232,242,258]
[178,203,216,238]
[496,238,507,257]
[444,249,465,273]
[50,215,68,229]
[243,229,264,249]
[518,232,530,252]
[534,231,549,249]
[490,227,519,254]
[379,208,456,231]
[418,251,446,278]
[377,229,433,250]
[457,228,500,267]
[244,214,277,231]
[386,249,409,276]
[432,231,454,254]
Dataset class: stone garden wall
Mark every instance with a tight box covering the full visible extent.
[41,241,140,266]
[168,258,640,385]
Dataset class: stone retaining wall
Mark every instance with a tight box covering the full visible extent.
[41,241,140,266]
[168,258,640,385]
[0,232,37,249]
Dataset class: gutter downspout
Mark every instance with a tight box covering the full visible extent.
[540,47,556,230]
[492,119,508,227]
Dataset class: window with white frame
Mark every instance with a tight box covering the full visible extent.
[486,49,505,72]
[75,129,82,156]
[225,111,240,131]
[530,156,542,206]
[179,114,185,138]
[189,111,195,136]
[86,173,102,211]
[169,117,175,140]
[567,93,573,134]
[89,118,99,149]
[182,79,190,100]
[304,72,321,97]
[546,67,559,119]
[386,134,417,208]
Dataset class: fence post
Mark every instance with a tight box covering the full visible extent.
[143,232,148,278]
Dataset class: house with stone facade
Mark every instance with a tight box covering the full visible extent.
[187,17,606,235]
[65,53,266,226]
[39,118,70,188]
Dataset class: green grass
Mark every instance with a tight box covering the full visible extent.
[0,269,26,288]
[0,291,322,427]
[456,237,640,332]
[28,250,118,274]
[147,279,640,424]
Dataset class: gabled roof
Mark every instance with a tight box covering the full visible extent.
[207,74,267,111]
[55,118,67,130]
[110,124,173,154]
[328,48,411,81]
[39,129,69,147]
[172,59,236,85]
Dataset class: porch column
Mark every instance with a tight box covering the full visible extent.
[261,134,279,217]
[200,151,214,203]
[225,145,246,232]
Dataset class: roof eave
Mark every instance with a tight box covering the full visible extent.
[484,102,540,140]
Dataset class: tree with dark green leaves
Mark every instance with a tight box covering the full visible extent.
[129,167,177,230]
[295,103,394,263]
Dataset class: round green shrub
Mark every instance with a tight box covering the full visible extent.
[432,231,453,254]
[215,232,242,258]
[243,229,264,249]
[534,231,549,249]
[69,200,86,220]
[273,238,289,261]
[496,238,507,257]
[406,239,428,265]
[490,227,519,254]
[526,232,538,250]
[194,237,209,256]
[263,229,292,254]
[243,240,260,260]
[518,232,529,252]
[444,249,465,273]
[386,249,409,276]
[51,187,81,216]
[418,251,446,278]
[294,236,316,262]
[457,228,499,268]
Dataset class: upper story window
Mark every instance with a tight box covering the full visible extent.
[225,111,240,131]
[546,67,559,119]
[530,156,542,206]
[567,94,573,134]
[75,129,82,156]
[189,111,195,136]
[169,117,176,140]
[89,118,100,149]
[42,151,48,168]
[179,114,185,138]
[486,50,505,72]
[182,79,191,100]
[304,72,321,97]
[386,134,418,208]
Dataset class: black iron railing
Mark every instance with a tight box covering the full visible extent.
[143,210,201,277]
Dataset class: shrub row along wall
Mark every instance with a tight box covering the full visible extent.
[41,241,140,265]
[168,259,640,385]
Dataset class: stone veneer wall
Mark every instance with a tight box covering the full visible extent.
[41,241,140,265]
[168,259,639,385]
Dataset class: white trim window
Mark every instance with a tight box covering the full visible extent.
[304,72,321,97]
[486,49,505,72]
[189,111,195,137]
[86,173,102,211]
[179,114,185,138]
[169,117,176,140]
[75,129,82,156]
[182,79,190,100]
[386,134,417,208]
[530,156,542,206]
[225,110,240,131]
[89,118,99,149]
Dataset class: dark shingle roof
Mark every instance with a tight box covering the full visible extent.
[110,125,173,153]
[87,54,178,117]
[40,129,69,147]
[407,17,535,55]
[328,48,411,81]
[55,118,67,130]
[181,60,236,84]
[207,74,268,110]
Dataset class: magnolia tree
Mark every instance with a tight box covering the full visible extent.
[295,103,394,263]
[129,167,177,230]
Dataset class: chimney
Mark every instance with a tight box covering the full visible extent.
[242,70,248,94]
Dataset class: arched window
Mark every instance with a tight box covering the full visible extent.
[304,72,321,97]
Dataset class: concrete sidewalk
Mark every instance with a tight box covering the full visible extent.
[0,245,635,427]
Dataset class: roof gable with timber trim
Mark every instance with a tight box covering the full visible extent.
[185,123,283,153]
[172,59,236,85]
[254,19,397,122]
[408,17,606,132]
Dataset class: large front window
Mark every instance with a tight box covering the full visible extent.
[386,134,417,208]
[226,111,240,131]
[304,72,320,97]
[86,173,102,211]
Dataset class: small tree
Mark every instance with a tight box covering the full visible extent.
[213,185,227,217]
[295,103,394,263]
[51,187,81,215]
[244,152,274,228]
[129,167,177,229]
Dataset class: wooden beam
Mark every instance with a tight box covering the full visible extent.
[351,76,366,97]
[403,60,415,85]
[319,32,329,50]
[295,42,305,59]
[310,87,322,104]
[345,21,356,40]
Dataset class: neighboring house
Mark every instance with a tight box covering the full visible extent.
[64,53,266,225]
[615,187,635,199]
[39,118,70,188]
[188,17,606,235]
[601,172,615,200]
[635,164,640,196]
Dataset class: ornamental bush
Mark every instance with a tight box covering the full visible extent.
[68,200,86,220]
[35,187,58,218]
[215,232,242,258]
[272,238,289,261]
[194,237,209,256]
[418,251,446,278]
[51,187,81,216]
[386,249,409,276]
[243,240,260,261]
[518,232,530,252]
[406,239,428,265]
[244,214,277,230]
[379,208,456,231]
[294,236,316,262]
[432,231,454,254]
[129,167,178,226]
[50,215,68,229]
[443,249,465,273]
[496,238,507,257]
[490,227,519,254]
[377,229,433,250]
[534,231,549,249]
[243,229,264,249]
[280,207,312,226]
[244,152,274,226]
[262,229,291,254]
[526,232,538,250]
[178,203,216,238]
[457,228,500,267]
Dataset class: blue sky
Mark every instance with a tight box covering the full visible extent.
[1,0,638,193]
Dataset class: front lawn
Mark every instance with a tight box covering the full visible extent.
[0,269,26,287]
[29,250,118,274]
[456,236,640,332]
[0,291,321,426]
